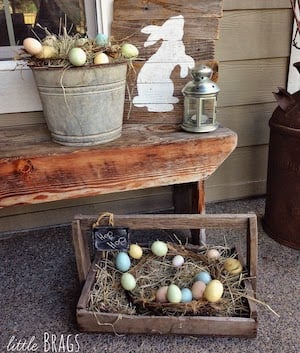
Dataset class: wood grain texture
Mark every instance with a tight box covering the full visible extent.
[113,0,223,19]
[0,123,237,208]
[112,0,222,124]
[73,213,258,337]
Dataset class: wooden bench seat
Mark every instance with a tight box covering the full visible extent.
[0,122,236,242]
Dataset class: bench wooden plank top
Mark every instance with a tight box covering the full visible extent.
[0,123,237,208]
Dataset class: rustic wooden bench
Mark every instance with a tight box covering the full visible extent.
[0,122,236,243]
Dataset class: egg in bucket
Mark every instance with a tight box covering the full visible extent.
[181,65,220,133]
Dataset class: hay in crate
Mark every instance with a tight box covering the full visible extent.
[88,242,252,317]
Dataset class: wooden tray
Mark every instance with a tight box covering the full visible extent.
[72,214,258,337]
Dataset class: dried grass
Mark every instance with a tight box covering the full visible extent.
[88,242,254,318]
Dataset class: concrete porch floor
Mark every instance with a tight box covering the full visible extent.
[0,197,299,353]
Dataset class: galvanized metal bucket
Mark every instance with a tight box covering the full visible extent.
[32,62,127,146]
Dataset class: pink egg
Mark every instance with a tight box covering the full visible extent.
[155,286,168,303]
[207,249,221,260]
[191,281,206,300]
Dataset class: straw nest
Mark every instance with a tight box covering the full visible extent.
[88,242,254,317]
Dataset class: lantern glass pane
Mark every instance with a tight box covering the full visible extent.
[201,97,216,125]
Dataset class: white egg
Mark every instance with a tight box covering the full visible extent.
[172,255,184,267]
[207,249,221,260]
[23,38,43,56]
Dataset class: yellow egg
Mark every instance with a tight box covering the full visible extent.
[120,272,136,291]
[167,284,182,303]
[129,244,143,259]
[151,240,168,257]
[23,37,43,56]
[204,279,224,303]
[156,286,168,303]
[191,281,206,300]
[224,258,243,275]
[94,52,110,65]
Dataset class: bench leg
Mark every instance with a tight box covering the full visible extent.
[173,181,206,245]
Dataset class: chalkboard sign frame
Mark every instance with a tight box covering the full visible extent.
[92,226,130,251]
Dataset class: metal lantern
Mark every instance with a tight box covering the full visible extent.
[181,65,220,133]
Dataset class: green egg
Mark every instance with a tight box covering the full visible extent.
[167,284,182,303]
[68,47,86,66]
[121,272,136,291]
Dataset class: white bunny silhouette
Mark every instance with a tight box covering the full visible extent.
[133,15,195,112]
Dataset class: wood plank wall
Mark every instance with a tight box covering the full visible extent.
[0,0,293,232]
[205,0,292,201]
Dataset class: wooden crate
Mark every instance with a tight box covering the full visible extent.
[72,214,258,337]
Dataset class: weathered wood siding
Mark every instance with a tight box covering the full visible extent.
[205,0,292,201]
[0,0,293,232]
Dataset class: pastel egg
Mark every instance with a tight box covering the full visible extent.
[172,255,184,267]
[194,271,212,284]
[120,272,136,291]
[129,244,143,259]
[191,281,206,300]
[121,43,139,58]
[95,33,109,46]
[224,258,243,275]
[115,252,131,272]
[155,286,168,303]
[181,288,193,303]
[68,47,86,66]
[204,279,224,303]
[94,52,110,65]
[207,249,221,260]
[151,240,168,257]
[167,284,182,303]
[23,37,43,56]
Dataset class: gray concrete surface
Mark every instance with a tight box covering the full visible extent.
[0,198,299,353]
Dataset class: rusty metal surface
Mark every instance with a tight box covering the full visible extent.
[263,83,300,250]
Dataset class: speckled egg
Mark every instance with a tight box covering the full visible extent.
[95,33,109,46]
[115,252,131,272]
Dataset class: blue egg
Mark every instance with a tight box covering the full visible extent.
[181,288,193,303]
[95,33,108,46]
[194,271,212,284]
[115,252,131,272]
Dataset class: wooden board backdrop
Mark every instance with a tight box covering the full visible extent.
[111,0,223,124]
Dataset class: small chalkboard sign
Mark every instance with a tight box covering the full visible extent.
[92,227,130,251]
